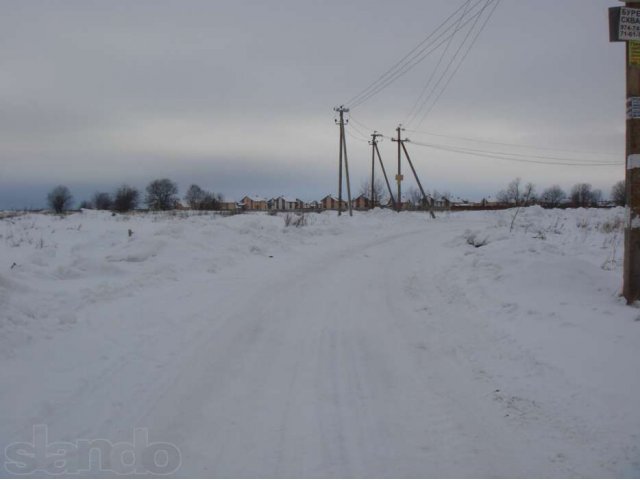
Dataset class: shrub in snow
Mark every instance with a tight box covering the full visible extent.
[113,185,139,212]
[284,213,307,228]
[92,192,113,210]
[576,217,591,230]
[599,216,624,234]
[465,230,489,248]
[47,185,73,214]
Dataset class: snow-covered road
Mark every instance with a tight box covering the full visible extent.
[1,208,638,477]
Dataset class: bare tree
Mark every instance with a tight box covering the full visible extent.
[79,200,93,209]
[510,182,536,232]
[185,184,222,210]
[92,192,113,210]
[611,180,625,206]
[523,182,537,205]
[185,184,206,209]
[47,185,73,214]
[432,190,452,202]
[200,192,222,210]
[540,185,566,208]
[571,183,600,207]
[145,178,178,211]
[358,179,387,205]
[113,185,139,212]
[406,187,422,209]
[496,178,522,205]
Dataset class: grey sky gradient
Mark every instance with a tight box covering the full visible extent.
[0,0,625,208]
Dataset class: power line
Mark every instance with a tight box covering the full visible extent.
[346,125,371,143]
[344,0,476,108]
[348,1,488,109]
[350,7,485,109]
[404,128,622,158]
[348,121,373,140]
[410,141,624,166]
[415,0,500,128]
[349,116,376,133]
[406,0,482,127]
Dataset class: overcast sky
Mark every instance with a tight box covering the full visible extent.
[0,0,626,208]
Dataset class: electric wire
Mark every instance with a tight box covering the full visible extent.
[345,124,371,143]
[350,8,484,109]
[348,1,488,109]
[415,0,500,128]
[405,0,472,125]
[404,128,622,158]
[410,141,623,166]
[348,120,373,140]
[344,0,477,108]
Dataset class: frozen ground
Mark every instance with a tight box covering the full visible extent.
[0,207,638,477]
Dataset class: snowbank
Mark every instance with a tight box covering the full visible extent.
[1,206,637,477]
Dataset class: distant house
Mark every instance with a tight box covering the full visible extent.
[283,197,295,210]
[240,195,268,211]
[269,196,300,211]
[219,201,239,212]
[270,197,283,210]
[321,195,348,210]
[307,200,321,210]
[385,196,413,210]
[433,197,451,209]
[352,195,372,210]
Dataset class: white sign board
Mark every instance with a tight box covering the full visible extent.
[619,7,640,41]
[628,97,640,119]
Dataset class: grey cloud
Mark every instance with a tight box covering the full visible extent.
[0,0,626,209]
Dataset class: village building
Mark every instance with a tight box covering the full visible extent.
[385,195,413,210]
[321,195,348,210]
[240,195,268,211]
[352,195,372,210]
[219,201,240,212]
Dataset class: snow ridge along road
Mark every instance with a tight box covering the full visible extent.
[0,208,638,477]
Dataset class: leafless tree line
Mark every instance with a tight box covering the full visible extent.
[49,179,223,214]
[496,178,625,208]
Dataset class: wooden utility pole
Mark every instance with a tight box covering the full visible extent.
[334,106,353,217]
[395,125,403,211]
[610,3,640,303]
[371,133,396,208]
[392,127,436,218]
[369,131,383,207]
[400,141,436,219]
[337,110,344,215]
[370,133,376,207]
[624,2,640,303]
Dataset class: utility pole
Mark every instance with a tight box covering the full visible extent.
[395,125,404,211]
[369,131,383,207]
[334,106,353,217]
[400,140,436,219]
[370,132,396,208]
[610,3,640,303]
[392,126,436,219]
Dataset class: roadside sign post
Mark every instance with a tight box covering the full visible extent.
[610,2,640,303]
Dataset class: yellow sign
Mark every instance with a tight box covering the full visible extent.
[631,41,640,66]
[395,174,404,182]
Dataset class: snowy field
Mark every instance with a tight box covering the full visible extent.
[0,207,638,477]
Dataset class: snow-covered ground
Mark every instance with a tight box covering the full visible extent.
[0,207,638,477]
